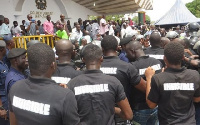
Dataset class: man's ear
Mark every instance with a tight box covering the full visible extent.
[51,62,56,70]
[164,56,168,65]
[100,56,103,62]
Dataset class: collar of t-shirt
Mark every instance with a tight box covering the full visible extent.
[103,56,119,59]
[84,69,103,74]
[136,55,149,61]
[28,75,56,85]
[165,67,186,73]
[57,62,74,67]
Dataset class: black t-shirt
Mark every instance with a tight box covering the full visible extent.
[148,67,200,125]
[9,76,80,125]
[130,56,162,110]
[68,70,126,125]
[144,47,165,66]
[52,63,82,84]
[100,56,141,102]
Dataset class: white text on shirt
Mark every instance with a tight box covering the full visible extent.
[74,84,109,95]
[13,96,50,115]
[100,67,117,74]
[164,83,194,90]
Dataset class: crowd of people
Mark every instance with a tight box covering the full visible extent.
[0,13,200,125]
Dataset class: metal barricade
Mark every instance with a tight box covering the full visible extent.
[13,35,59,49]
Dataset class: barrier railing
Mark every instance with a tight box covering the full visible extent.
[12,35,59,49]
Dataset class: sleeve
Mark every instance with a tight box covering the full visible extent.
[8,88,13,112]
[6,79,16,95]
[129,64,141,86]
[194,74,200,97]
[147,76,160,103]
[56,30,59,35]
[18,26,22,32]
[62,90,80,125]
[115,79,126,103]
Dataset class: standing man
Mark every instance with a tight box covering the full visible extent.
[56,14,69,36]
[100,35,146,124]
[11,21,23,36]
[9,43,80,125]
[5,48,27,95]
[68,44,133,125]
[55,25,68,40]
[91,19,99,40]
[128,17,133,26]
[99,15,108,37]
[3,35,15,69]
[43,15,54,35]
[0,40,9,125]
[0,15,11,37]
[145,42,200,124]
[52,39,82,84]
[74,25,83,41]
[144,31,165,66]
[125,40,162,125]
[118,37,132,63]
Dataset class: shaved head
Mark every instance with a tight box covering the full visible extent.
[125,40,144,61]
[149,32,161,47]
[172,38,185,47]
[55,39,73,55]
[126,40,142,50]
[161,37,170,48]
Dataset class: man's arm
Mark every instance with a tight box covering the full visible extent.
[193,97,200,103]
[134,78,146,93]
[9,111,18,125]
[115,98,133,120]
[145,67,157,109]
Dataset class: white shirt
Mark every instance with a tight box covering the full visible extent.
[11,26,22,35]
[0,23,11,37]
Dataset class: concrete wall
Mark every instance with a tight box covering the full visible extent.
[0,0,98,27]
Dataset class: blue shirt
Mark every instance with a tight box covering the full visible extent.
[119,50,129,63]
[3,48,10,69]
[5,67,27,95]
[0,61,9,109]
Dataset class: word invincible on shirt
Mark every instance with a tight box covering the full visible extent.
[164,83,194,91]
[13,96,50,115]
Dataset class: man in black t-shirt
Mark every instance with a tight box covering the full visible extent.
[100,35,146,124]
[68,44,133,125]
[144,31,164,66]
[145,42,200,125]
[125,40,162,125]
[9,43,80,125]
[52,39,82,84]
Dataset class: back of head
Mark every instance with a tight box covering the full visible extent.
[27,40,40,48]
[82,44,102,63]
[164,42,184,65]
[101,35,118,51]
[172,38,185,47]
[28,43,55,75]
[149,31,161,47]
[126,40,142,50]
[160,37,170,48]
[55,39,73,55]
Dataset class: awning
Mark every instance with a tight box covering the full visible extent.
[155,0,200,25]
[71,0,153,15]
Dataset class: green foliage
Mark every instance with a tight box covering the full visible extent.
[186,0,200,18]
[132,15,151,24]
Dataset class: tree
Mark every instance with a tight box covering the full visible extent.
[186,0,200,18]
[132,15,151,24]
